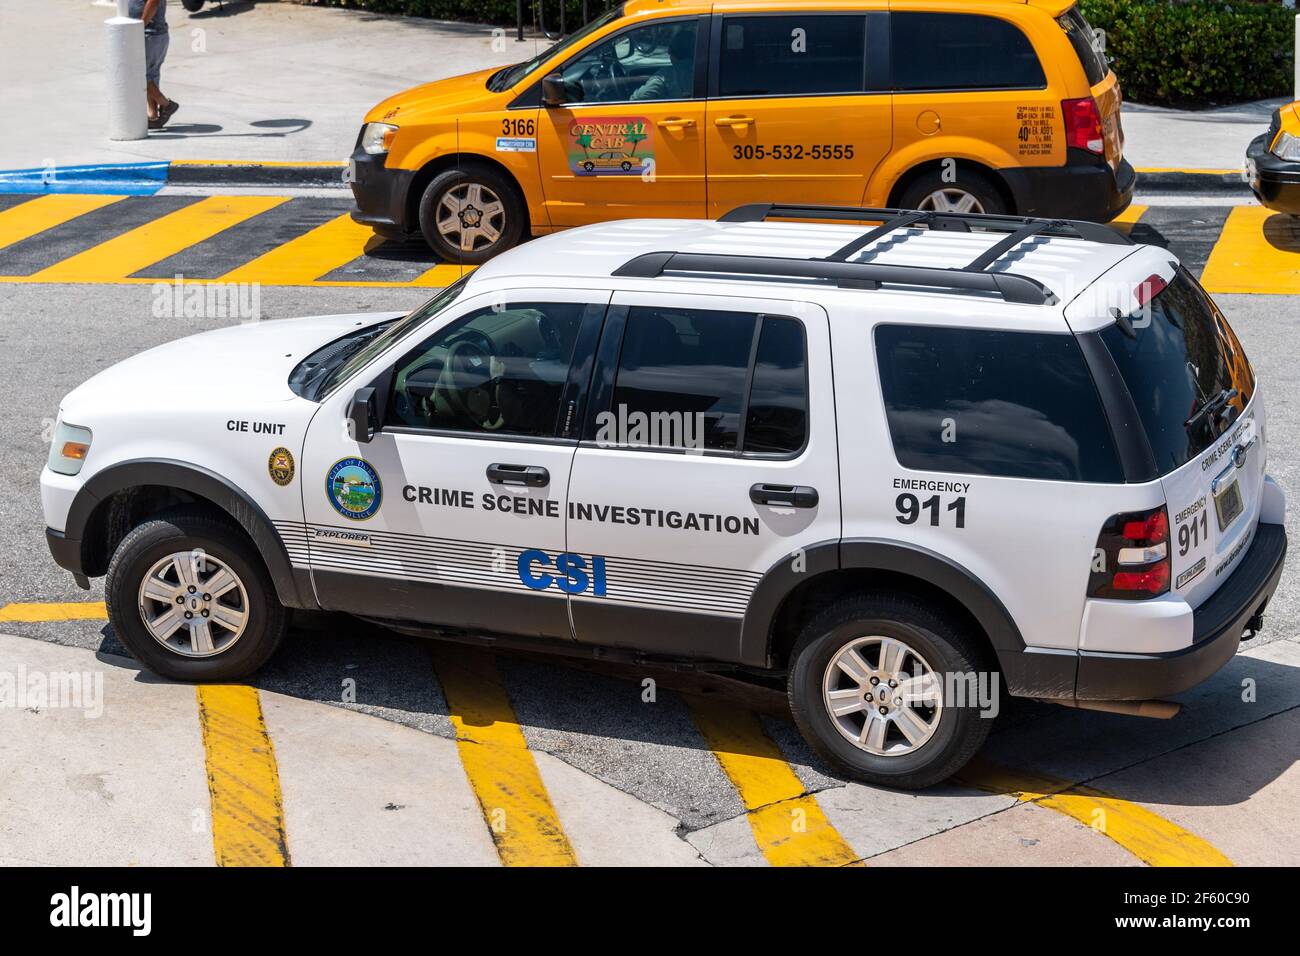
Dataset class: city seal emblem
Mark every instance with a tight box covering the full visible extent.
[268,447,295,487]
[326,457,382,521]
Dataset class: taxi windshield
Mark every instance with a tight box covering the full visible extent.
[487,5,624,92]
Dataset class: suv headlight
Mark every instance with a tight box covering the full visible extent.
[47,421,92,476]
[1272,131,1300,162]
[361,122,399,155]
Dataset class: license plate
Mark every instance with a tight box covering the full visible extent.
[1214,478,1244,531]
[1244,158,1258,188]
[343,158,357,185]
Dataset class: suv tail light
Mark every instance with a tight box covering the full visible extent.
[1088,505,1171,600]
[1062,97,1105,155]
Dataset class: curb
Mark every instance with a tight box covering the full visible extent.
[0,160,347,194]
[1135,168,1250,194]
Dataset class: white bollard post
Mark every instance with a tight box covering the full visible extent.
[106,0,147,141]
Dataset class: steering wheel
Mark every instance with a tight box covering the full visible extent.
[437,335,500,427]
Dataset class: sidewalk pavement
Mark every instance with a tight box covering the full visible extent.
[0,2,1282,182]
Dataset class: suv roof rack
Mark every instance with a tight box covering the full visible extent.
[612,204,1134,306]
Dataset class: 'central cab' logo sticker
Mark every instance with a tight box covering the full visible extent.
[327,457,382,521]
[568,117,652,176]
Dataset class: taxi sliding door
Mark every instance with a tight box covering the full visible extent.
[705,6,893,216]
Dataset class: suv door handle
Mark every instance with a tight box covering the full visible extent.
[749,483,819,508]
[487,463,550,488]
[714,115,754,129]
[658,117,696,129]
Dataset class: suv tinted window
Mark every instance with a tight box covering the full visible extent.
[1057,6,1109,87]
[1100,270,1256,474]
[891,13,1046,91]
[390,302,592,438]
[744,317,808,454]
[719,15,866,97]
[876,325,1122,482]
[607,309,808,454]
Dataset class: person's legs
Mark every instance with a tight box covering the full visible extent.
[144,33,174,124]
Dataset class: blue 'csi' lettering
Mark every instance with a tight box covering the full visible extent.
[518,549,607,596]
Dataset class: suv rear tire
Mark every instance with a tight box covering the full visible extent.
[418,164,526,264]
[787,594,994,789]
[898,168,1008,216]
[105,508,287,681]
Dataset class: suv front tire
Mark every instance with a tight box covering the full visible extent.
[787,593,995,789]
[105,507,288,681]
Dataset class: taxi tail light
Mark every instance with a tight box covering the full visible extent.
[1062,97,1105,155]
[1088,505,1171,600]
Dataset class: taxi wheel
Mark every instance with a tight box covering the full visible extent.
[899,169,1007,216]
[787,593,995,789]
[418,165,526,264]
[105,507,287,682]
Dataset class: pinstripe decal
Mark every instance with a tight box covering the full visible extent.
[271,520,760,616]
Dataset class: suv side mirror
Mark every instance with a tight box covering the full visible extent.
[347,386,378,443]
[541,73,569,107]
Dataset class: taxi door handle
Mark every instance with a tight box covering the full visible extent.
[487,463,550,488]
[658,117,696,129]
[714,115,754,129]
[750,483,819,509]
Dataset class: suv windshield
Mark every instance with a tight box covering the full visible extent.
[290,277,468,401]
[487,6,624,92]
[1100,269,1255,474]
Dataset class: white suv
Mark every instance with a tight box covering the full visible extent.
[41,205,1288,788]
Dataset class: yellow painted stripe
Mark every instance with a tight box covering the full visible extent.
[220,213,378,285]
[432,648,577,867]
[31,195,288,282]
[959,760,1233,867]
[0,274,455,288]
[0,602,107,622]
[196,684,290,867]
[689,699,860,867]
[1108,203,1147,237]
[410,262,474,287]
[1135,167,1239,175]
[1200,205,1300,295]
[0,195,125,252]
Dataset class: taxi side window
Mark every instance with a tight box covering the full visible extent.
[718,15,867,97]
[390,302,591,439]
[562,20,699,104]
[607,308,808,455]
[891,13,1047,91]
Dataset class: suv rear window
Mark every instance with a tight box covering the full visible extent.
[876,325,1122,483]
[1100,270,1256,474]
[1057,6,1109,87]
[891,13,1046,91]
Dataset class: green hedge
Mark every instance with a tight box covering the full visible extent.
[1080,0,1294,107]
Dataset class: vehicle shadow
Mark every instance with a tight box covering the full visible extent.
[99,612,1299,812]
[1263,213,1300,253]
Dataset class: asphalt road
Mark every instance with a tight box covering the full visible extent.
[2,200,1299,857]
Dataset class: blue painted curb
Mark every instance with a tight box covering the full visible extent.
[0,162,170,195]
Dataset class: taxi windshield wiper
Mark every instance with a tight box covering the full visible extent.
[1185,387,1238,430]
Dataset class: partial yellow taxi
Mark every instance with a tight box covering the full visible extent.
[349,0,1134,261]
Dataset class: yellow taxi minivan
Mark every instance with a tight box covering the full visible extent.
[349,0,1133,262]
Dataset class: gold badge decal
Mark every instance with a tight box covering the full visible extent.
[268,447,295,486]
